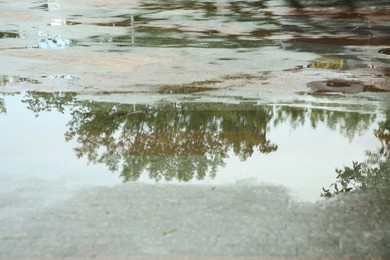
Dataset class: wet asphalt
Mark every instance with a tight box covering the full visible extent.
[1,0,390,258]
[1,183,389,259]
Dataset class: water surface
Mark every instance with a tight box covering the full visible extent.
[1,1,390,257]
[1,92,388,202]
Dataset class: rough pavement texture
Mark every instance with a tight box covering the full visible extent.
[1,183,389,259]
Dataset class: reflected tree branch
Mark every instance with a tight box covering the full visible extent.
[322,110,390,197]
[6,92,383,185]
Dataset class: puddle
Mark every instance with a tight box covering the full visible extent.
[0,0,389,202]
[1,92,389,202]
[0,2,389,256]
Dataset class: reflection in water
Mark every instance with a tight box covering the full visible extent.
[2,92,390,200]
[38,36,72,49]
[6,93,384,190]
[0,75,40,86]
[65,101,277,182]
[94,1,279,49]
[0,97,5,114]
[322,110,390,197]
[0,31,20,39]
[21,92,77,116]
[0,0,388,93]
[2,0,388,50]
[282,0,390,42]
[272,105,375,140]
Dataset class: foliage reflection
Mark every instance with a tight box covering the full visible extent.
[322,110,390,197]
[3,92,386,189]
[64,101,277,182]
[0,97,5,114]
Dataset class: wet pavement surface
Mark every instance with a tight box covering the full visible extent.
[0,0,389,93]
[1,183,389,259]
[1,0,390,259]
[1,92,390,258]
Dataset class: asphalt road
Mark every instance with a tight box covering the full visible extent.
[1,183,389,259]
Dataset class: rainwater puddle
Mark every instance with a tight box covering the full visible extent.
[1,92,389,203]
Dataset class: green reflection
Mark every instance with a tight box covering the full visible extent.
[64,101,277,181]
[0,92,17,114]
[273,106,376,140]
[322,110,390,197]
[10,92,384,186]
[0,97,5,114]
[21,92,77,117]
[0,75,40,87]
[90,0,280,48]
[0,31,20,39]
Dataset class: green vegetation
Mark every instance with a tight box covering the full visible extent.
[322,110,390,197]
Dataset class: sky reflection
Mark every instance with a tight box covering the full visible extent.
[0,93,386,202]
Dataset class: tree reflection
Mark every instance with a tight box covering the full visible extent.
[21,92,77,117]
[64,101,376,183]
[8,92,384,184]
[287,0,356,9]
[375,110,390,158]
[0,97,6,114]
[101,0,280,49]
[64,102,277,182]
[321,110,390,197]
[284,0,389,44]
[273,105,375,140]
[0,93,18,114]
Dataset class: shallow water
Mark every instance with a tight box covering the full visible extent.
[1,92,389,202]
[1,2,390,257]
[0,0,389,211]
